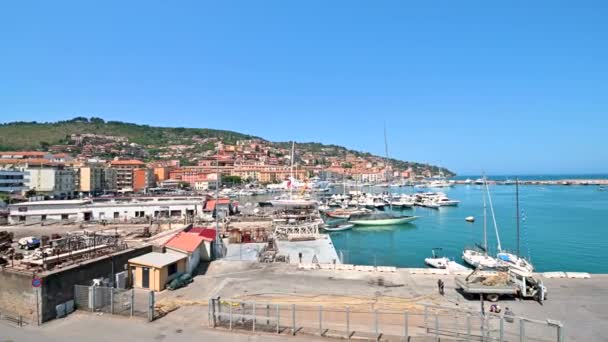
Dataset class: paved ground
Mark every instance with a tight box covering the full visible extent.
[156,261,607,341]
[225,243,267,261]
[276,235,341,264]
[0,311,328,342]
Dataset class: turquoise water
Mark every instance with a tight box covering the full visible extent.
[329,184,608,273]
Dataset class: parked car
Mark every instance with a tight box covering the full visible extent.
[167,273,193,291]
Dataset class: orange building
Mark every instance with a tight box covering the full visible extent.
[133,168,155,192]
[110,160,145,190]
[153,167,172,183]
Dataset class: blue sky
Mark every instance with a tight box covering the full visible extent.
[1,1,607,175]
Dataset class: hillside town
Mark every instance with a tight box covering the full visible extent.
[0,133,442,200]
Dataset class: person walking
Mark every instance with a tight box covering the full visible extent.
[437,279,445,295]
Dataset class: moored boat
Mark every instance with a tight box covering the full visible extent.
[322,223,354,232]
[349,212,418,226]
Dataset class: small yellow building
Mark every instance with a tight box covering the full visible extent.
[128,252,187,291]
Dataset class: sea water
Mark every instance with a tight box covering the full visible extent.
[329,184,608,273]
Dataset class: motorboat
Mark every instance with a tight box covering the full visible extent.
[349,212,418,226]
[465,216,475,222]
[418,200,440,209]
[425,248,449,269]
[474,178,485,185]
[435,197,460,206]
[464,178,473,185]
[322,223,354,232]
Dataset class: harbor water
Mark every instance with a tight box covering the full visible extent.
[328,184,608,273]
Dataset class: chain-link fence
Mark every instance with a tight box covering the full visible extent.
[74,285,154,321]
[208,298,564,342]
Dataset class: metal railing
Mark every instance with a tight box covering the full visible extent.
[73,285,155,321]
[208,298,564,342]
[0,309,27,327]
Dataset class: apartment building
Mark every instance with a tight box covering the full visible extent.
[109,160,145,190]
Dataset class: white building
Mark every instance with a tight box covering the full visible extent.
[25,168,75,199]
[7,197,207,224]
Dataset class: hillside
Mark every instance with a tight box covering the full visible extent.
[0,117,455,176]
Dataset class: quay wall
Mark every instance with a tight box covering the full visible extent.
[39,245,152,322]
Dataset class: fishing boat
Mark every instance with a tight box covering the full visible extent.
[349,212,418,226]
[322,222,354,232]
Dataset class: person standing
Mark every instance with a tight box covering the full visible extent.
[437,279,445,295]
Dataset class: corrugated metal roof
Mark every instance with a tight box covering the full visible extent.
[128,252,186,268]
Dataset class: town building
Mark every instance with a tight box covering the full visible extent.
[0,169,29,194]
[102,168,118,193]
[109,160,145,190]
[24,167,75,199]
[128,252,187,291]
[75,166,103,196]
[133,168,156,192]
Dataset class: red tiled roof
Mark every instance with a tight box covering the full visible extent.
[164,232,205,253]
[204,199,231,211]
[189,227,216,241]
[0,151,48,157]
[110,160,145,165]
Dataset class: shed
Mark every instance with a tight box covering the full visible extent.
[128,252,187,291]
[164,232,206,274]
[188,227,216,261]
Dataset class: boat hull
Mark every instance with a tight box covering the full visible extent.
[350,216,418,226]
[323,223,354,232]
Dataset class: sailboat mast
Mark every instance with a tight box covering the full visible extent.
[383,123,392,210]
[289,141,295,199]
[516,177,520,256]
[483,177,488,255]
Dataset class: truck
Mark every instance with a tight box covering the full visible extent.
[455,267,547,302]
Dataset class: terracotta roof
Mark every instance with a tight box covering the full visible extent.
[204,199,231,211]
[164,232,205,253]
[189,227,216,241]
[110,160,145,165]
[0,151,48,157]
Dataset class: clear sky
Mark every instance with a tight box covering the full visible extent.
[1,1,607,175]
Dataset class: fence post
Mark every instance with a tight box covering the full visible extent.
[346,306,350,338]
[558,324,564,342]
[110,288,114,315]
[252,302,256,332]
[229,304,233,330]
[403,312,408,341]
[18,315,23,327]
[130,289,134,317]
[374,309,379,335]
[276,304,280,334]
[147,291,155,322]
[424,305,428,332]
[520,319,525,342]
[319,305,323,336]
[91,286,96,312]
[500,317,504,342]
[466,314,471,340]
[266,304,270,326]
[435,314,439,341]
[292,304,296,335]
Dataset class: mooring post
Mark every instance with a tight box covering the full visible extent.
[346,306,350,338]
[403,312,408,341]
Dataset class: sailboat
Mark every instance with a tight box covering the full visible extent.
[348,125,418,226]
[496,178,534,272]
[462,177,500,268]
[269,142,317,207]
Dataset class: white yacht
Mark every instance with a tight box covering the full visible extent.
[435,196,460,206]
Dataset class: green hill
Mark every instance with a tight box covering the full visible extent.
[0,117,455,176]
[0,117,255,150]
